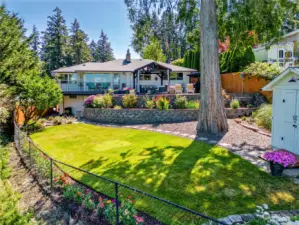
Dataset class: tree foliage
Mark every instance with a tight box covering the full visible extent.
[220,46,255,73]
[89,40,98,62]
[0,85,13,124]
[95,30,115,62]
[69,18,92,65]
[0,6,39,85]
[17,75,62,125]
[30,25,40,57]
[183,49,200,70]
[171,58,184,67]
[142,38,167,62]
[41,7,70,73]
[124,0,196,60]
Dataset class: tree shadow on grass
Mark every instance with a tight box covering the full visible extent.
[76,141,299,223]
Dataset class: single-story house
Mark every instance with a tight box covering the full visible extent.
[51,50,197,116]
[262,67,299,155]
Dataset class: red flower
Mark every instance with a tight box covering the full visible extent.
[78,192,82,197]
[131,200,135,203]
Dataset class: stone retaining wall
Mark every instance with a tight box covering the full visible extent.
[84,108,256,124]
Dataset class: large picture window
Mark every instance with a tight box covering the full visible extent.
[170,73,183,80]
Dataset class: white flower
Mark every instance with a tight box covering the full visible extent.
[262,204,269,210]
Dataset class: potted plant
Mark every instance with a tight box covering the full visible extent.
[263,150,296,176]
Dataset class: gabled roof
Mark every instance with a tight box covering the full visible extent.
[262,67,299,91]
[52,59,197,74]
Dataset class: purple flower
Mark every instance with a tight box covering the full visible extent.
[264,150,296,167]
[84,95,96,107]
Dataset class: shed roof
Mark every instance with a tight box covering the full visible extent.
[52,59,197,74]
[262,67,299,91]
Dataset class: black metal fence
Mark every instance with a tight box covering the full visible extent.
[14,122,227,225]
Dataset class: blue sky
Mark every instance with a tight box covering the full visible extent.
[1,0,140,59]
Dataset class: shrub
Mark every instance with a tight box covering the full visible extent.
[253,104,272,130]
[122,94,137,108]
[83,193,96,210]
[230,99,240,109]
[242,62,282,80]
[53,116,63,125]
[24,119,45,133]
[175,95,187,109]
[103,94,113,108]
[64,116,77,124]
[186,100,200,109]
[144,96,155,109]
[92,95,105,108]
[171,58,184,67]
[84,95,96,107]
[155,96,169,110]
[114,105,122,110]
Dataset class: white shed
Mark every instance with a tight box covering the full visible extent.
[263,67,299,155]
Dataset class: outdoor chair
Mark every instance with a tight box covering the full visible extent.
[86,82,96,91]
[129,89,135,95]
[169,86,175,94]
[175,84,183,94]
[186,84,195,94]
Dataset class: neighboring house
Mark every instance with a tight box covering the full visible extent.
[51,50,196,116]
[262,67,299,155]
[254,29,299,69]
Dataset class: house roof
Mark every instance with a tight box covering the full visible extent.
[51,59,197,74]
[262,67,299,91]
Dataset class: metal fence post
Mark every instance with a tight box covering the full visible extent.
[50,158,53,189]
[115,183,120,225]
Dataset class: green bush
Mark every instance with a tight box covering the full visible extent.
[114,105,122,110]
[92,95,105,108]
[155,96,169,110]
[186,100,200,109]
[144,96,155,109]
[242,62,282,80]
[24,119,45,133]
[175,95,187,109]
[53,116,63,125]
[253,104,272,130]
[122,94,137,108]
[230,99,240,109]
[103,94,113,108]
[171,58,184,67]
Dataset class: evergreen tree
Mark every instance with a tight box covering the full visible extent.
[0,5,39,86]
[30,25,40,56]
[89,40,98,62]
[69,18,92,65]
[41,7,69,73]
[96,30,115,62]
[142,38,166,62]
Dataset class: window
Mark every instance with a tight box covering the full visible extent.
[69,95,77,99]
[278,49,284,59]
[170,72,184,80]
[140,74,151,80]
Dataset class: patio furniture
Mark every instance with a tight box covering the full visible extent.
[158,86,165,93]
[186,84,195,94]
[175,84,183,94]
[86,82,96,91]
[169,86,175,94]
[129,89,135,95]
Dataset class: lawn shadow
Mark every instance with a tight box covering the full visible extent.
[76,140,299,222]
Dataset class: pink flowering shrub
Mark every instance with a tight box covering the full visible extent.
[84,95,96,107]
[263,150,296,168]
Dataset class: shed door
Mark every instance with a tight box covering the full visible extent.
[281,90,298,154]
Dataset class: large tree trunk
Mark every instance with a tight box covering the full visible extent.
[196,0,228,133]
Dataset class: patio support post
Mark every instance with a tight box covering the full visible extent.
[137,70,140,93]
[167,70,170,92]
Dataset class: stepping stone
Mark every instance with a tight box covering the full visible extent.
[197,137,208,141]
[218,217,232,225]
[218,143,231,147]
[241,214,255,222]
[163,131,171,134]
[180,133,189,137]
[156,129,163,132]
[208,140,218,144]
[188,135,196,139]
[173,131,181,135]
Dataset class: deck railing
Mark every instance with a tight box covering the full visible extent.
[59,81,120,92]
[14,122,227,225]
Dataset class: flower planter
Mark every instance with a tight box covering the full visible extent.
[269,162,284,176]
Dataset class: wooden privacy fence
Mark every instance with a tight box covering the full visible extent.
[221,72,272,101]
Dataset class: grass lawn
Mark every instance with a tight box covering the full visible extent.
[31,123,299,224]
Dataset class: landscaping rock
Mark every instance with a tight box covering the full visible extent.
[251,93,267,107]
[218,217,233,225]
[240,214,255,222]
[228,215,243,224]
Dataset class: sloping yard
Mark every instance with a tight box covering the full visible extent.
[31,123,299,223]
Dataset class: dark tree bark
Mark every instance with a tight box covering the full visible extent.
[196,0,228,133]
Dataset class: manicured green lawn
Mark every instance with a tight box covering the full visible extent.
[31,124,299,224]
